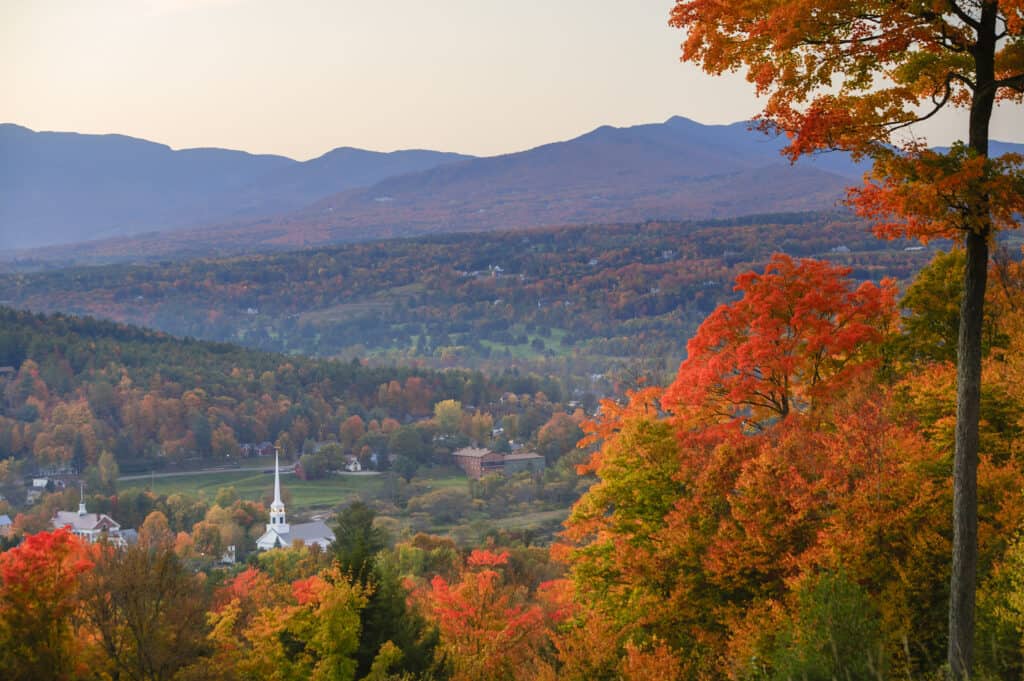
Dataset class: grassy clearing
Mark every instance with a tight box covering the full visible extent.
[120,470,387,512]
[121,465,471,513]
[119,463,568,543]
[489,508,570,529]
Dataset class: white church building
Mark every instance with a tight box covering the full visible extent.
[256,453,335,551]
[52,484,126,546]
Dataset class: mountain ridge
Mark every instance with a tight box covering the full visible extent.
[0,122,473,250]
[5,117,1021,263]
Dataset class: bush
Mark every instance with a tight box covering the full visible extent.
[405,488,471,524]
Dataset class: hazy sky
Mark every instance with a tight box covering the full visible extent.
[3,0,1022,160]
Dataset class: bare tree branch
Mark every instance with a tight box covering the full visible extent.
[996,73,1024,93]
[946,0,981,30]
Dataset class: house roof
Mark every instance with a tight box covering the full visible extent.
[0,514,11,526]
[503,452,544,461]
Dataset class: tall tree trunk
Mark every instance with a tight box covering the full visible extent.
[948,5,996,677]
[949,227,986,679]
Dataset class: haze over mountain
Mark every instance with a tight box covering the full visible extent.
[4,116,1021,264]
[0,123,473,250]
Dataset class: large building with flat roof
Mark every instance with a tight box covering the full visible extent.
[452,447,546,479]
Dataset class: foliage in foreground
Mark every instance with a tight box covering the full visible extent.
[7,252,1024,678]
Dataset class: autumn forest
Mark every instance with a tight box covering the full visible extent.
[4,0,1024,680]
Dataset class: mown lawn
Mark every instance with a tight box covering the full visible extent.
[120,470,388,511]
[121,465,472,513]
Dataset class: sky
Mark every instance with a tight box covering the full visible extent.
[3,0,1022,161]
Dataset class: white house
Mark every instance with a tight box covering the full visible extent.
[51,485,126,546]
[256,453,334,551]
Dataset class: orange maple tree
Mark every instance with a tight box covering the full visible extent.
[662,254,895,428]
[419,549,551,681]
[669,2,1024,675]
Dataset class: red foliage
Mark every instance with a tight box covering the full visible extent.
[0,529,94,680]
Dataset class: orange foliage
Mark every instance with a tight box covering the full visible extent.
[663,254,896,428]
[853,145,1024,243]
[420,549,551,681]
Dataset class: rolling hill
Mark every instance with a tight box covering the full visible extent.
[0,212,938,386]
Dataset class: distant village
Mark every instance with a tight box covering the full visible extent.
[11,426,557,561]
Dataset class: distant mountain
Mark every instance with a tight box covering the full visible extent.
[6,117,1021,263]
[255,119,1022,248]
[0,123,473,250]
[294,116,861,227]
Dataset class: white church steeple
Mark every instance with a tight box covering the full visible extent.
[78,481,87,516]
[255,448,334,552]
[267,450,289,534]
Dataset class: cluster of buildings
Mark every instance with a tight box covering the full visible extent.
[41,443,543,556]
[47,454,335,554]
[451,447,545,480]
[239,441,276,458]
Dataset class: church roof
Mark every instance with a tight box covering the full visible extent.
[52,510,120,532]
[258,520,335,548]
[287,520,335,543]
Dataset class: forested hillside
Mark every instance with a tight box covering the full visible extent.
[0,307,566,474]
[0,212,938,383]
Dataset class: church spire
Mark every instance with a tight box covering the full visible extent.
[268,449,288,533]
[78,481,87,516]
[273,449,283,508]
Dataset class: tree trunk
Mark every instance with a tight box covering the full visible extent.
[948,5,996,677]
[948,228,986,679]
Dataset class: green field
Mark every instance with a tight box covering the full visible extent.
[118,465,570,543]
[120,466,473,513]
[120,470,388,511]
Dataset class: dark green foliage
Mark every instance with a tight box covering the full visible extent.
[331,502,440,679]
[389,426,429,464]
[393,455,419,483]
[297,452,328,480]
[332,502,387,582]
